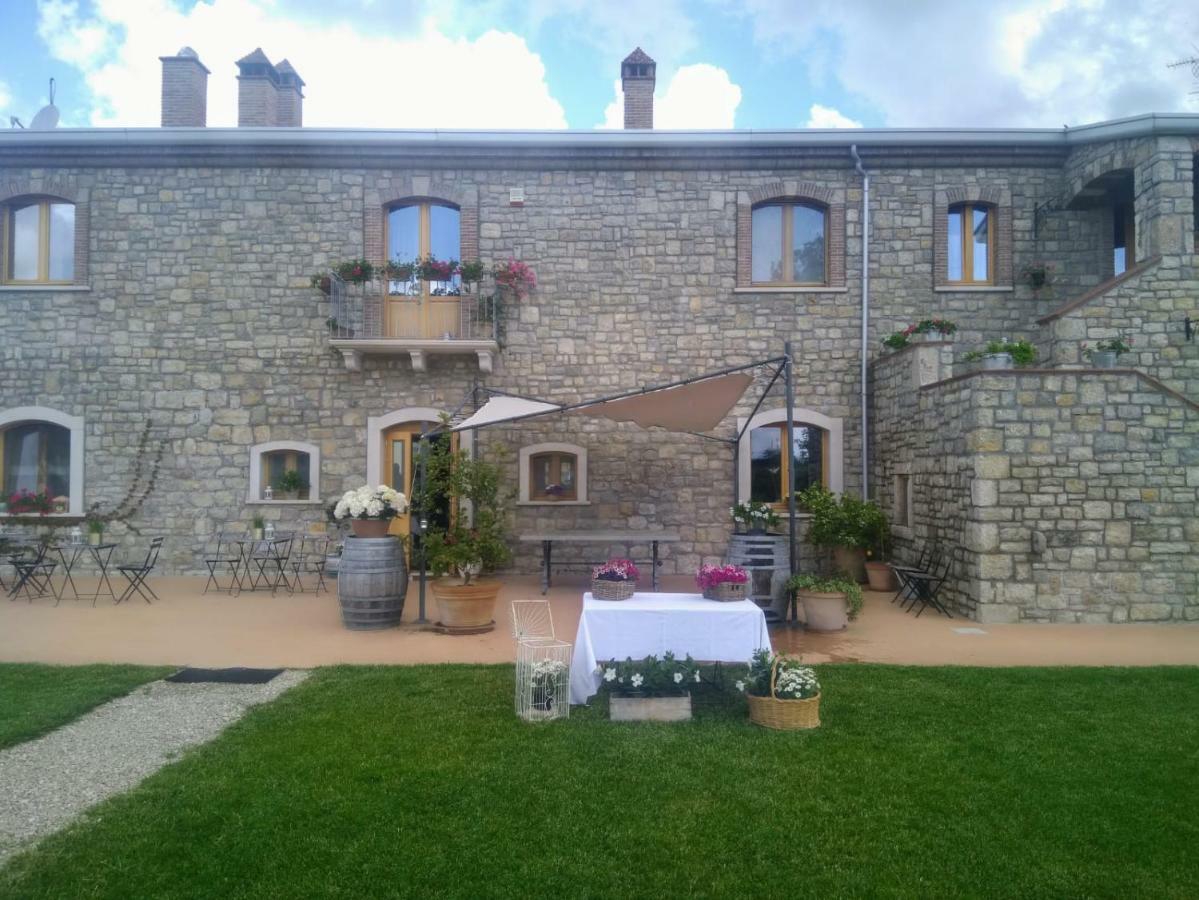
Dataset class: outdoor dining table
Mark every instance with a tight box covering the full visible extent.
[230,536,291,594]
[50,541,120,605]
[519,530,681,594]
[569,591,773,705]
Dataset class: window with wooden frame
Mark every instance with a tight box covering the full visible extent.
[529,451,578,502]
[946,202,995,285]
[1,197,75,284]
[1,421,72,501]
[260,450,311,500]
[749,424,828,506]
[386,200,461,295]
[1112,201,1135,276]
[751,200,828,286]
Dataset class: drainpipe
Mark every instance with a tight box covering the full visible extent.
[850,144,870,500]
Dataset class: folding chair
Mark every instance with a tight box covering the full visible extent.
[203,531,245,594]
[289,534,330,593]
[259,532,296,595]
[8,541,58,603]
[891,546,937,605]
[116,537,164,604]
[906,555,953,618]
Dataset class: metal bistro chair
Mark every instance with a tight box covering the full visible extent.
[203,531,246,595]
[116,537,164,605]
[891,545,938,606]
[259,532,296,595]
[289,534,331,593]
[8,540,58,603]
[905,555,954,619]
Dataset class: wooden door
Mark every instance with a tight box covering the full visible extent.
[381,423,457,543]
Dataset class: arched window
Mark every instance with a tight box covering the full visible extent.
[0,407,84,515]
[247,441,321,503]
[386,200,461,295]
[946,202,995,285]
[1,197,75,284]
[751,200,827,286]
[518,443,589,504]
[737,408,843,508]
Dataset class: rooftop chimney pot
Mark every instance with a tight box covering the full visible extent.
[621,47,656,130]
[159,48,209,127]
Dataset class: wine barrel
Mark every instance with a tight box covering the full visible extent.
[727,533,792,621]
[336,537,407,630]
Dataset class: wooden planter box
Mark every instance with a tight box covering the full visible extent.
[610,693,692,722]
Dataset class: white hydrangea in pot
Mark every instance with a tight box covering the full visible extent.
[332,485,409,538]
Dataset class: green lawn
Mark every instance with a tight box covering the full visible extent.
[0,663,174,750]
[1,665,1196,899]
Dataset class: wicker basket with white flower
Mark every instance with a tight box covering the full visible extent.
[591,558,639,601]
[332,485,409,538]
[739,649,821,730]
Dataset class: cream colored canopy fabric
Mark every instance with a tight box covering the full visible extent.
[452,372,754,433]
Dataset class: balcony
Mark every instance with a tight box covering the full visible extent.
[326,274,499,373]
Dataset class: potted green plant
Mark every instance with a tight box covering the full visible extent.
[787,573,863,632]
[1019,261,1056,292]
[1081,336,1133,369]
[385,258,415,283]
[274,469,308,501]
[796,485,888,583]
[86,517,105,547]
[417,440,512,634]
[334,259,375,285]
[731,500,780,535]
[964,338,1037,370]
[600,652,700,722]
[458,259,485,293]
[251,515,265,540]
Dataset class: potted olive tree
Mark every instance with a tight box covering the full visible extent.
[796,485,889,584]
[417,439,512,635]
[274,469,308,501]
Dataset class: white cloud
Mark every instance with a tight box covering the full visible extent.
[804,104,862,129]
[0,81,10,119]
[35,0,568,128]
[600,63,742,128]
[736,0,1198,126]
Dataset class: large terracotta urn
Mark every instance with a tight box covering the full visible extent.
[431,579,501,634]
[832,546,867,583]
[351,519,390,539]
[865,561,896,592]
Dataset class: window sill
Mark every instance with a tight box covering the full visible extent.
[517,500,592,507]
[734,286,848,294]
[245,499,324,506]
[933,285,1013,293]
[0,284,91,292]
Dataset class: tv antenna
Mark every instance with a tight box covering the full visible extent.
[1168,49,1199,97]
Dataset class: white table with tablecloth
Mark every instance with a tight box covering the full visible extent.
[569,592,773,705]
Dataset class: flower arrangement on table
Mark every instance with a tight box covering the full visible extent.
[599,652,700,697]
[731,500,780,534]
[591,558,639,601]
[696,563,750,602]
[738,648,822,730]
[882,318,958,350]
[333,485,409,538]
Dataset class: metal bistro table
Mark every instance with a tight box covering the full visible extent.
[51,541,120,605]
[519,531,681,594]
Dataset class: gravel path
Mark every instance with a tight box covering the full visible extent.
[0,670,308,866]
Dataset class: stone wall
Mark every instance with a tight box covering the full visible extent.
[872,349,1199,622]
[0,134,1194,576]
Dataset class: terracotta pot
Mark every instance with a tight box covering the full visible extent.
[865,561,896,591]
[350,519,390,539]
[832,545,867,583]
[798,590,848,632]
[431,579,500,634]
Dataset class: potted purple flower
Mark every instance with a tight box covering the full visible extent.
[591,558,639,601]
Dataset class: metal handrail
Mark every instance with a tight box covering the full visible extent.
[327,273,498,342]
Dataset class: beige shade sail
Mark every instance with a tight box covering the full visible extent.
[451,372,754,434]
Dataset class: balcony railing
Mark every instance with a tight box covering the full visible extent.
[327,273,499,373]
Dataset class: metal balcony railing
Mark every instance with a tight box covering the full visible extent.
[327,273,499,343]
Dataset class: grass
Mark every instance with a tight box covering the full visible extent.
[0,663,174,750]
[1,665,1197,899]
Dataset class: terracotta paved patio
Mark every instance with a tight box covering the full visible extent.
[2,574,1197,668]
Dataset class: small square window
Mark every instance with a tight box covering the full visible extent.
[894,474,911,527]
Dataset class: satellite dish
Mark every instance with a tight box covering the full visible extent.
[30,78,59,131]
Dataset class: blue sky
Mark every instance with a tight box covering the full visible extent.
[1,0,1196,131]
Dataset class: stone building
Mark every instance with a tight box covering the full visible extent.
[0,47,1196,622]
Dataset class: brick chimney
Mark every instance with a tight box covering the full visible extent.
[621,47,655,129]
[159,46,209,127]
[236,47,279,126]
[274,59,305,127]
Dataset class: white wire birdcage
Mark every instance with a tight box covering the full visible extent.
[515,639,572,722]
[511,599,556,643]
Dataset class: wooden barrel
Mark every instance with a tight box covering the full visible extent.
[336,537,407,630]
[727,533,792,621]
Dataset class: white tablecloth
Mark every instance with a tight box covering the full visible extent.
[569,592,772,704]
